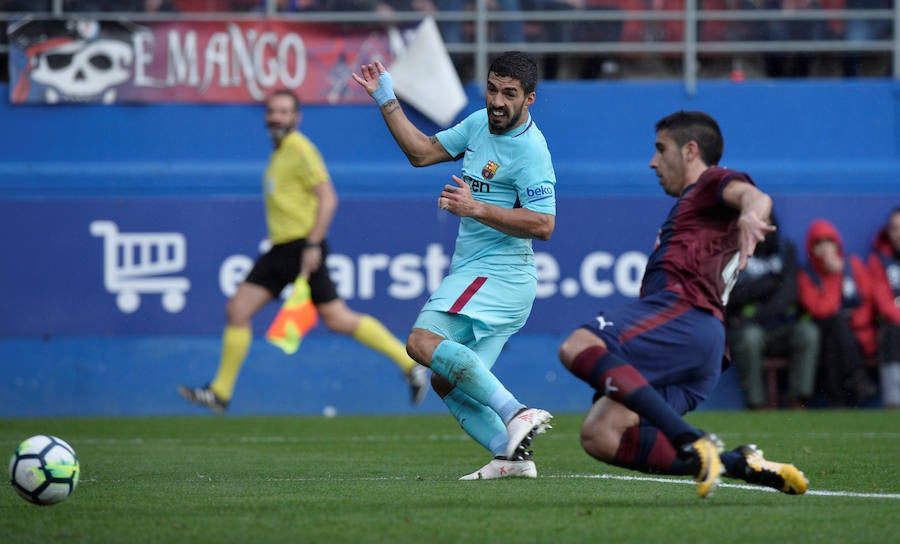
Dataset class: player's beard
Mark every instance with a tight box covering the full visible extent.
[267,123,292,144]
[488,103,524,134]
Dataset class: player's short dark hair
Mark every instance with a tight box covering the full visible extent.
[655,110,724,166]
[489,51,538,95]
[268,88,301,112]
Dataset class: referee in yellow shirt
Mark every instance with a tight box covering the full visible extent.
[178,89,428,414]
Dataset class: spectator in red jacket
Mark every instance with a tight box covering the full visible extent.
[798,218,878,406]
[868,207,900,408]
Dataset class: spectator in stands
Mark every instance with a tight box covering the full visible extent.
[377,0,438,20]
[439,0,525,46]
[494,0,526,43]
[761,0,842,78]
[319,0,438,33]
[128,0,178,10]
[731,0,768,43]
[261,0,373,12]
[43,0,178,9]
[523,0,584,79]
[436,1,460,42]
[842,0,893,77]
[726,212,819,409]
[318,0,386,11]
[63,0,107,10]
[570,2,623,79]
[326,0,437,15]
[145,0,178,10]
[2,0,52,10]
[798,218,879,406]
[868,207,900,407]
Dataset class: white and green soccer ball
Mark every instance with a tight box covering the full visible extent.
[9,434,80,505]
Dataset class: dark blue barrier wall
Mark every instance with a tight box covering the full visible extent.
[2,80,898,417]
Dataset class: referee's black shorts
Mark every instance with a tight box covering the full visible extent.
[244,239,339,305]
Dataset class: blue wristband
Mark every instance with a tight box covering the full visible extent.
[371,71,396,106]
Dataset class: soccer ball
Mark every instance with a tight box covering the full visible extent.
[9,435,80,506]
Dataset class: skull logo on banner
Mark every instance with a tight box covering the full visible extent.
[8,19,137,104]
[30,38,133,104]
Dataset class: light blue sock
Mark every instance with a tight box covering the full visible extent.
[442,388,508,457]
[489,388,524,425]
[431,340,524,423]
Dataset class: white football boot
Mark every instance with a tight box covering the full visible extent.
[504,407,553,459]
[459,457,537,480]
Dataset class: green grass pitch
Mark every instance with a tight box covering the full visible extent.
[2,410,898,543]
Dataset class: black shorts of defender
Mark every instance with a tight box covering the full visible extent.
[244,239,339,305]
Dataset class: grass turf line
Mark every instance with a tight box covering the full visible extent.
[1,410,898,544]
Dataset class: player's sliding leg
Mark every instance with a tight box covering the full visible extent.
[605,423,696,476]
[567,345,722,497]
[722,445,809,494]
[608,423,808,494]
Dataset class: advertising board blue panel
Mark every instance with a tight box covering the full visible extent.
[3,194,895,339]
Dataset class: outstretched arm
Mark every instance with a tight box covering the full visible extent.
[722,179,775,271]
[351,61,452,167]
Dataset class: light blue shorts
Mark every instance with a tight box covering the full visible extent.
[413,311,510,369]
[415,264,537,342]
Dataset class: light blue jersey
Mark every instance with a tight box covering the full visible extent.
[414,108,557,346]
[437,108,557,271]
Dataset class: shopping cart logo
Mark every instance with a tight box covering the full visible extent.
[90,220,191,314]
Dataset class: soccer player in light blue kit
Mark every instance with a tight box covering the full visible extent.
[352,52,556,479]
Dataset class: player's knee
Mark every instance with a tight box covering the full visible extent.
[580,425,617,463]
[405,343,430,367]
[558,337,578,369]
[405,330,427,365]
[430,373,453,397]
[559,329,607,370]
[406,328,440,365]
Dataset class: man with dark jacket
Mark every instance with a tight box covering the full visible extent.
[868,207,900,407]
[726,215,820,409]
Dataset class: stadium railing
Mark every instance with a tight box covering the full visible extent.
[0,0,897,93]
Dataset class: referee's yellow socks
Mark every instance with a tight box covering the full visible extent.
[352,315,416,374]
[210,325,252,401]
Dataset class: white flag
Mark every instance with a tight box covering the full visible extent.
[388,17,468,127]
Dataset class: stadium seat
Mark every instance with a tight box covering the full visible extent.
[763,357,788,409]
[764,355,881,409]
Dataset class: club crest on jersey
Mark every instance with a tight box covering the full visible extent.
[482,161,499,179]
